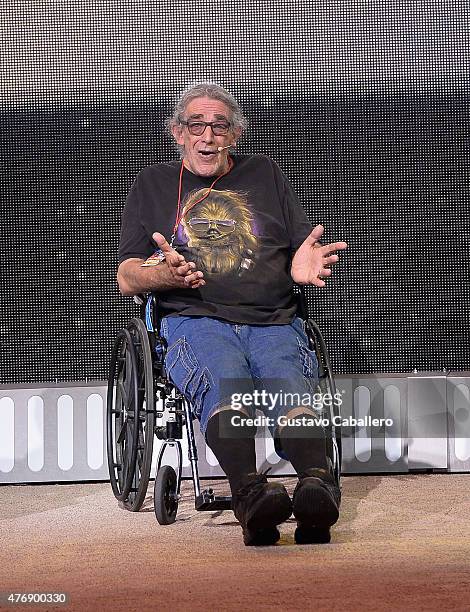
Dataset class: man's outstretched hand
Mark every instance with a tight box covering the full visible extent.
[152,232,206,289]
[291,225,347,287]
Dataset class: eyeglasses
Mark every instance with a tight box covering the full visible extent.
[187,218,237,233]
[180,120,231,136]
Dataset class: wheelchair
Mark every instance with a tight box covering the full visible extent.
[106,290,341,526]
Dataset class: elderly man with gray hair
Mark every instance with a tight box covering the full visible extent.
[117,82,347,546]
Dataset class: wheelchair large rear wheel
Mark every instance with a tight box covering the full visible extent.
[306,319,342,484]
[107,319,156,510]
[107,328,140,502]
[123,318,156,511]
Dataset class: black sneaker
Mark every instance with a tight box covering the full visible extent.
[232,472,292,546]
[293,468,341,544]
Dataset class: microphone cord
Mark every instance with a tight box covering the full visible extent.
[170,156,234,246]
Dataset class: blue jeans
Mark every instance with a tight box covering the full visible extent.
[160,316,320,437]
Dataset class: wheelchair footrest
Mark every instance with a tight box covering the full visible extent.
[195,490,232,511]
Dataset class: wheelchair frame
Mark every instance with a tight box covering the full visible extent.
[106,291,341,525]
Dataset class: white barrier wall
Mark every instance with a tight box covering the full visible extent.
[0,384,108,483]
[1,373,469,484]
[446,373,470,472]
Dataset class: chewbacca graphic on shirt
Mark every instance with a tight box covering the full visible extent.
[179,189,258,276]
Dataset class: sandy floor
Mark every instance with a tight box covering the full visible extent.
[1,474,470,611]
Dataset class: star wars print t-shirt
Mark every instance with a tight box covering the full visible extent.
[119,155,313,324]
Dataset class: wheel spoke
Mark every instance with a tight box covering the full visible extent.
[118,380,129,407]
[116,419,127,444]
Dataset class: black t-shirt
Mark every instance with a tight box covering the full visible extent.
[119,155,312,324]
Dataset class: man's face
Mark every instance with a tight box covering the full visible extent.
[172,97,240,177]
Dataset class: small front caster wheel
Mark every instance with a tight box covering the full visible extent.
[154,465,178,525]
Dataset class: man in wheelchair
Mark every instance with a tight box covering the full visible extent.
[117,82,347,546]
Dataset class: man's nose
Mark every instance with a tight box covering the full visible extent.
[201,124,214,141]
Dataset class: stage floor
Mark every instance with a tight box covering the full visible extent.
[1,474,470,611]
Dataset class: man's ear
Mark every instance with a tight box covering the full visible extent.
[171,124,184,146]
[230,127,242,148]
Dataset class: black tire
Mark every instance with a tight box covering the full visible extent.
[107,329,140,501]
[154,465,178,525]
[123,318,156,511]
[306,319,342,485]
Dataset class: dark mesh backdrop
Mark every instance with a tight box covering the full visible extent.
[1,1,469,384]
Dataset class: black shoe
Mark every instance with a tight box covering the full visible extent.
[232,473,292,546]
[293,468,341,545]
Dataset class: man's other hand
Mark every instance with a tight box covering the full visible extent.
[152,233,206,289]
[291,225,347,287]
